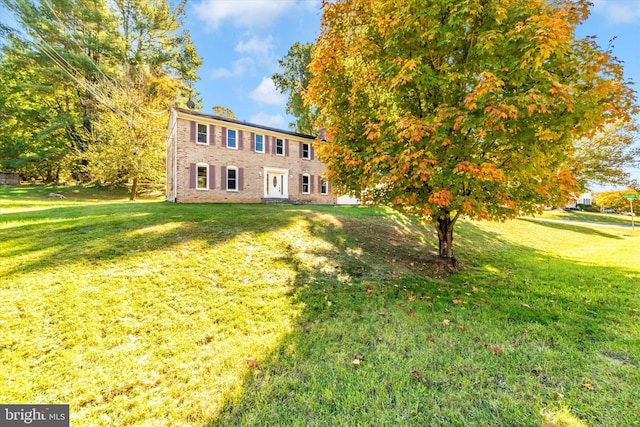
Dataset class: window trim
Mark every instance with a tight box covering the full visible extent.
[196,123,208,145]
[320,178,329,195]
[275,138,285,156]
[227,129,238,149]
[196,163,208,190]
[226,166,238,192]
[302,142,310,160]
[302,174,311,194]
[255,134,265,153]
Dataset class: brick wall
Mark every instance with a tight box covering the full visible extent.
[170,110,336,204]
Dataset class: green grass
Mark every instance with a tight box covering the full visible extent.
[536,209,637,227]
[1,185,638,426]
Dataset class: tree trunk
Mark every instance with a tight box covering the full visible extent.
[436,211,460,271]
[129,177,138,201]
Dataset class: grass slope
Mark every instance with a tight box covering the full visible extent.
[1,185,638,426]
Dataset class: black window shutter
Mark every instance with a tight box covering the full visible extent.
[190,121,196,143]
[189,163,196,188]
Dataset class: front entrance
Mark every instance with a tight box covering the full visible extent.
[264,168,288,199]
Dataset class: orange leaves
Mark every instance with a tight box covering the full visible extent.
[428,189,453,208]
[453,161,504,183]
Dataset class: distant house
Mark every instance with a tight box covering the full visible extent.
[166,108,336,204]
[566,192,592,209]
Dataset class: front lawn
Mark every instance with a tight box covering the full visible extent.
[1,185,638,426]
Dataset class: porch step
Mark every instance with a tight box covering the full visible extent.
[261,197,292,204]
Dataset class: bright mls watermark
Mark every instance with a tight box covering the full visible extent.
[0,405,69,426]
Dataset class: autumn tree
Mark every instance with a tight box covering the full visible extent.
[572,120,639,189]
[0,0,201,186]
[85,70,177,200]
[306,0,638,267]
[273,42,318,135]
[212,105,236,119]
[594,190,639,214]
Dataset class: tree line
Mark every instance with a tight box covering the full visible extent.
[0,0,201,199]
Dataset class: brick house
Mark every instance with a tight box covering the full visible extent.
[166,107,335,204]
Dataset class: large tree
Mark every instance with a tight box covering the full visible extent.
[272,42,318,135]
[0,0,201,188]
[573,119,639,189]
[306,0,637,267]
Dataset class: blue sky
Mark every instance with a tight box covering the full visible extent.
[184,0,640,185]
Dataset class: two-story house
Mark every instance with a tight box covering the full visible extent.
[166,107,335,204]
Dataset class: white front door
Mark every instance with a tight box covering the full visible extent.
[264,168,288,198]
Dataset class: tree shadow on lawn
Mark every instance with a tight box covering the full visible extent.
[208,219,639,427]
[0,201,300,279]
[518,218,625,239]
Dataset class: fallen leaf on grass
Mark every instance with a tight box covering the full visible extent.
[352,354,364,366]
[521,303,530,308]
[406,310,415,318]
[452,298,463,304]
[492,346,502,354]
[442,319,450,326]
[366,288,373,295]
[581,383,593,390]
[444,308,452,313]
[246,358,257,367]
[472,286,479,293]
[411,369,421,379]
[552,390,564,399]
[427,335,434,341]
[408,295,416,302]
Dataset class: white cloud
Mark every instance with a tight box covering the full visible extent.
[236,36,275,57]
[193,0,290,30]
[250,112,286,128]
[210,57,254,79]
[249,77,286,106]
[592,0,640,24]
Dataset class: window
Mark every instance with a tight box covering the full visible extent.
[227,167,238,191]
[320,179,329,195]
[196,164,208,190]
[583,198,591,205]
[302,174,310,194]
[302,143,310,159]
[197,124,208,144]
[276,138,284,156]
[227,129,237,149]
[255,134,264,153]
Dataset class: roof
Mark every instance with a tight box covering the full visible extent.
[172,107,316,140]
